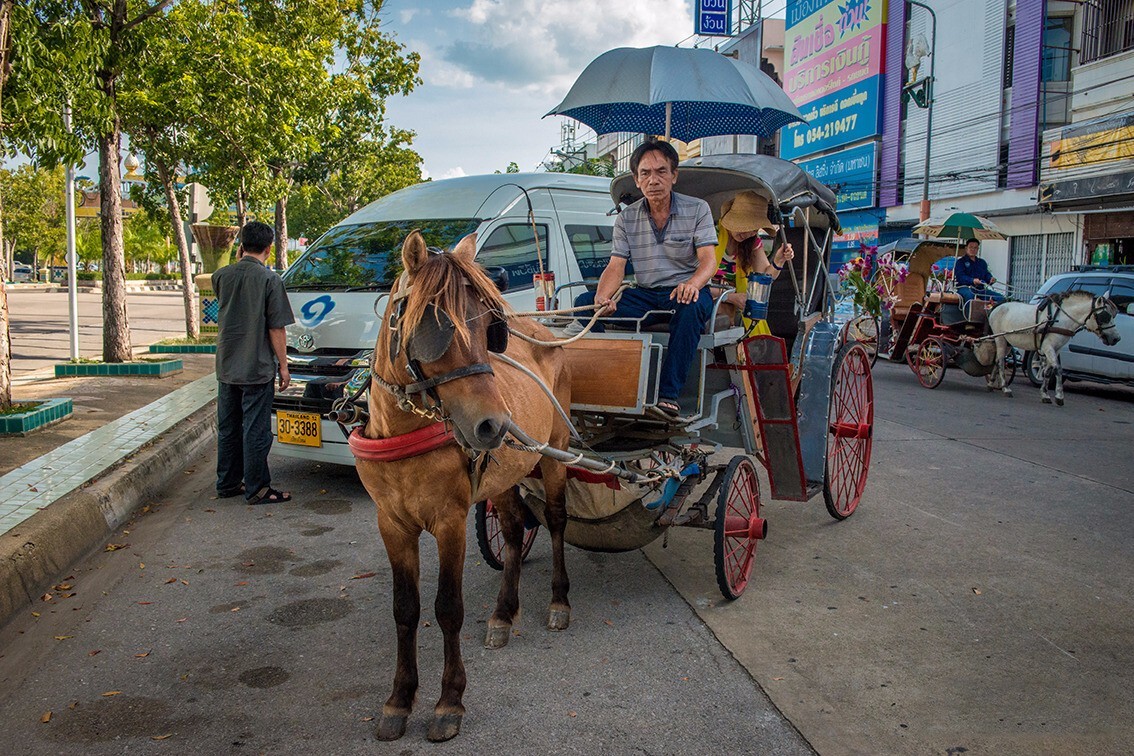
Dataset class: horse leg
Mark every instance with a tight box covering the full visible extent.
[485,486,525,649]
[1039,342,1061,405]
[997,338,1012,397]
[1054,354,1066,407]
[428,519,468,742]
[542,459,571,631]
[376,523,421,741]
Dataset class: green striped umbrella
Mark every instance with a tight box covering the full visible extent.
[913,212,1007,241]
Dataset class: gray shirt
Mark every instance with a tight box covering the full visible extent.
[612,191,717,288]
[213,256,295,385]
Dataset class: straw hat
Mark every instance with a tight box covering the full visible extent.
[720,191,775,235]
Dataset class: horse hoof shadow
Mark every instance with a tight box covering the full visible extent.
[1056,398,1065,407]
[427,713,463,742]
[376,713,409,741]
[484,623,511,649]
[547,606,571,631]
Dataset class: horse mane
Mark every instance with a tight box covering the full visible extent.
[380,251,511,361]
[1043,289,1093,306]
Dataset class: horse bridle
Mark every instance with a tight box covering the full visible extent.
[1038,294,1117,339]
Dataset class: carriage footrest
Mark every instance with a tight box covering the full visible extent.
[740,336,809,502]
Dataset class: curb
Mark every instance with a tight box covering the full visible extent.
[0,403,217,630]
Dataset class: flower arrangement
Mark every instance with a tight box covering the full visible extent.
[838,242,907,317]
[928,262,954,292]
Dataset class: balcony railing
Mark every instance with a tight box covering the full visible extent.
[1081,0,1134,64]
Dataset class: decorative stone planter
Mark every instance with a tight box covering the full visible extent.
[0,398,74,436]
[195,273,219,335]
[148,343,217,354]
[54,359,184,378]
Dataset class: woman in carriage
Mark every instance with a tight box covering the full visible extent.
[713,189,795,331]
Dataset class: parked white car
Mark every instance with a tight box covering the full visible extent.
[1024,265,1134,388]
[271,172,618,466]
[10,262,33,282]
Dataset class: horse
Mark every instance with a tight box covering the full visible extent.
[987,290,1121,405]
[353,230,572,742]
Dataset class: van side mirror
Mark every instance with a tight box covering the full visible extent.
[484,266,509,293]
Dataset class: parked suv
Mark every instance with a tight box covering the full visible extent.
[1023,265,1134,388]
[272,172,618,466]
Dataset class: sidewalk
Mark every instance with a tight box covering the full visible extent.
[0,355,220,628]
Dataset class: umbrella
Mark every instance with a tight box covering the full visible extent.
[913,212,1007,241]
[546,46,806,142]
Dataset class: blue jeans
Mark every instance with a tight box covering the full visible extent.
[575,286,713,400]
[216,381,275,500]
[957,285,1005,305]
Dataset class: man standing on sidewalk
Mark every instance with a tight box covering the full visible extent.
[212,221,294,505]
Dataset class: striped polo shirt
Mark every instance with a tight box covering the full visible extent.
[612,191,718,288]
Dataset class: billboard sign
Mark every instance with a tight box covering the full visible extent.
[780,75,881,160]
[695,0,732,37]
[797,142,877,210]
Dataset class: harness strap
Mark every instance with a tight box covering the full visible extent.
[348,422,455,462]
[404,362,494,394]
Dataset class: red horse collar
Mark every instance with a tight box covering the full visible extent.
[348,422,455,462]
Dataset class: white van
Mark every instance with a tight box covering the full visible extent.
[272,172,618,466]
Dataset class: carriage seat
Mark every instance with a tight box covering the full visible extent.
[891,272,927,320]
[926,291,961,305]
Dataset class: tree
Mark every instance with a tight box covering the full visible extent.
[0,165,67,272]
[495,161,521,174]
[546,155,616,177]
[0,0,15,409]
[6,0,175,363]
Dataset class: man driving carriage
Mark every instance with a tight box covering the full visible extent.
[573,139,718,418]
[955,238,1005,306]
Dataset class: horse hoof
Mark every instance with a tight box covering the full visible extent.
[427,713,463,742]
[1042,397,1052,404]
[1004,390,1013,398]
[376,713,408,741]
[547,606,571,631]
[1056,398,1064,407]
[484,623,511,649]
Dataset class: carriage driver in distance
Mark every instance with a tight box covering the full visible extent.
[956,238,1006,307]
[573,138,718,419]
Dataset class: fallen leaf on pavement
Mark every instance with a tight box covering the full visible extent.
[101,691,121,697]
[60,593,76,599]
[31,612,40,618]
[361,716,374,722]
[230,607,240,612]
[28,486,38,492]
[603,619,613,627]
[180,580,189,586]
[137,601,152,606]
[54,636,73,641]
[234,581,248,587]
[53,583,73,591]
[152,734,172,741]
[40,594,53,602]
[105,544,128,552]
[972,588,982,595]
[204,508,216,513]
[242,562,254,568]
[165,578,177,584]
[351,572,377,580]
[89,650,101,656]
[68,701,79,710]
[176,617,188,623]
[139,563,145,570]
[773,677,784,681]
[568,711,577,718]
[41,711,51,723]
[134,651,150,658]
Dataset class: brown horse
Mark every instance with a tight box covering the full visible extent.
[354,231,572,742]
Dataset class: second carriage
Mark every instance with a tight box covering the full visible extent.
[476,154,875,600]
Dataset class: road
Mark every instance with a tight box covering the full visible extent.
[1,353,1132,754]
[6,289,190,377]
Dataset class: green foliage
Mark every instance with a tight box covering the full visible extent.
[546,155,616,178]
[495,162,521,174]
[0,165,68,263]
[123,209,173,268]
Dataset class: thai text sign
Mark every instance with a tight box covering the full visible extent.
[785,0,886,105]
[797,142,877,210]
[780,75,881,160]
[695,0,732,37]
[1049,112,1134,171]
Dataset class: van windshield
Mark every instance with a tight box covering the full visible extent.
[283,219,480,290]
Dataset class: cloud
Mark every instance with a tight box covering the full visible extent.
[438,166,468,179]
[440,0,691,93]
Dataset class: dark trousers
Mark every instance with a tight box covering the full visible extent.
[957,285,1005,305]
[575,286,713,400]
[216,381,275,500]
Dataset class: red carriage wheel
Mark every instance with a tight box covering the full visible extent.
[911,336,947,389]
[713,456,766,600]
[474,495,538,571]
[824,342,874,520]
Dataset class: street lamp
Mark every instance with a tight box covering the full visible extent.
[906,0,937,223]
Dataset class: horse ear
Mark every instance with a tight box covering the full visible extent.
[453,233,477,263]
[402,230,429,275]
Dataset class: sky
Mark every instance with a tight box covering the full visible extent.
[379,0,700,179]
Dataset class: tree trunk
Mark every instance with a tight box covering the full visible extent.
[0,191,9,410]
[99,125,133,363]
[274,195,288,269]
[156,159,198,339]
[236,191,247,231]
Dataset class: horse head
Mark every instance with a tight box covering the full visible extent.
[1087,295,1122,346]
[383,230,512,451]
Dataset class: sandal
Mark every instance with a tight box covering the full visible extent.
[248,487,292,505]
[651,400,682,419]
[217,483,245,499]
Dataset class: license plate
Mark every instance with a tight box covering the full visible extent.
[277,410,322,447]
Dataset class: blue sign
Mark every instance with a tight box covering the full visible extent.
[780,74,881,160]
[696,0,732,36]
[796,142,877,211]
[299,294,336,327]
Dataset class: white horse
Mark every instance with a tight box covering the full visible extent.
[987,291,1121,405]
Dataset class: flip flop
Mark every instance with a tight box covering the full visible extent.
[248,487,292,505]
[650,400,682,419]
[217,484,246,499]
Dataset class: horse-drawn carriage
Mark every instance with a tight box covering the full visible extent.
[474,154,874,600]
[884,238,1016,389]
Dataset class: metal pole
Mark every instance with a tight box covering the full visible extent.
[908,0,937,223]
[63,102,80,360]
